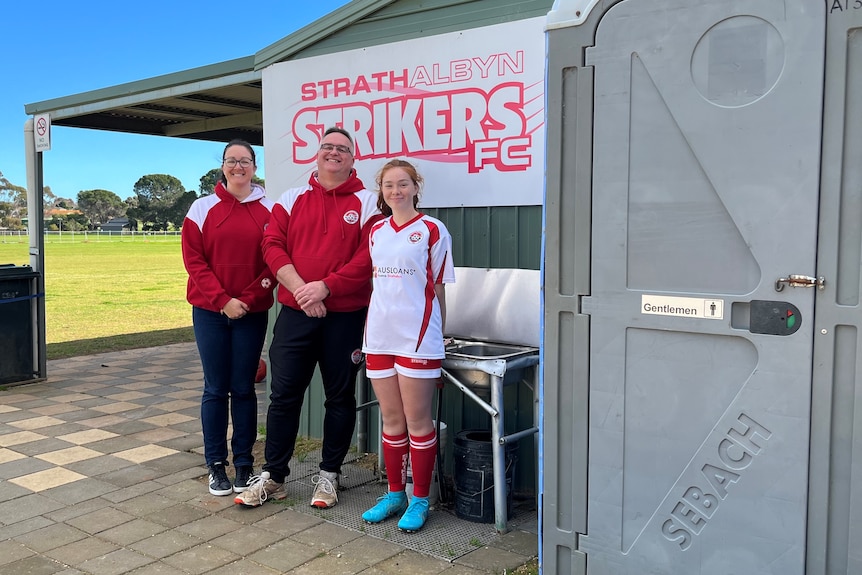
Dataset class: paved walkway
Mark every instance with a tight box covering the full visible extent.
[0,343,537,575]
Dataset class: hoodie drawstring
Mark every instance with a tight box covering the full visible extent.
[332,190,345,240]
[322,189,329,235]
[215,183,266,229]
[311,170,362,239]
[214,198,237,228]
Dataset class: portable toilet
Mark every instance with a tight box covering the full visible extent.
[542,1,861,574]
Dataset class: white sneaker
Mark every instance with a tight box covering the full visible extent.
[233,471,285,507]
[310,470,339,508]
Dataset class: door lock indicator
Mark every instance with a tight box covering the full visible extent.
[749,300,801,336]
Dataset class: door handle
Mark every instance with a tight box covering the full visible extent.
[774,275,825,292]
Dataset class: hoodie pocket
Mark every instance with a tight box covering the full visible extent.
[215,263,256,297]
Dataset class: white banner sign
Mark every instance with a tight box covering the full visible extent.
[262,17,546,207]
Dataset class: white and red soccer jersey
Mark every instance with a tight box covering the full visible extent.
[362,213,456,359]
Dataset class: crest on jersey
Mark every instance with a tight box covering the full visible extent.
[351,349,363,365]
[343,210,359,224]
[261,278,272,289]
[408,231,423,244]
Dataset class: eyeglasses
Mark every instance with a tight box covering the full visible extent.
[319,143,352,155]
[223,158,254,168]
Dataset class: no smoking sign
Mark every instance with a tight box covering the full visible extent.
[34,113,51,151]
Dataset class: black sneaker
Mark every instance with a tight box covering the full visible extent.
[233,465,254,493]
[208,463,232,496]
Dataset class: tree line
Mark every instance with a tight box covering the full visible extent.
[0,168,264,232]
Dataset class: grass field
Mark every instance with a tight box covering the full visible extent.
[0,234,195,358]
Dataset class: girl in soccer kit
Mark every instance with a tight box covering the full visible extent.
[361,159,455,532]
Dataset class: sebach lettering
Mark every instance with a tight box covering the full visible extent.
[830,0,862,12]
[661,414,772,550]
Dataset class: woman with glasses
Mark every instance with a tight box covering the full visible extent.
[360,159,455,532]
[182,139,275,496]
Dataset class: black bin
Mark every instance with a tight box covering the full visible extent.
[453,429,518,523]
[0,264,38,385]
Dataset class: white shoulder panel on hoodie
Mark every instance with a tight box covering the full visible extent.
[277,185,313,216]
[185,194,221,229]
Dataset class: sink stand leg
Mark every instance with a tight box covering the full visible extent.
[491,373,509,534]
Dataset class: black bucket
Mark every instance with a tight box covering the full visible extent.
[453,429,518,523]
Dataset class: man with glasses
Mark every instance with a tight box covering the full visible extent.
[236,126,383,509]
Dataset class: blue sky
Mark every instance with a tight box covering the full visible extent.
[2,1,350,202]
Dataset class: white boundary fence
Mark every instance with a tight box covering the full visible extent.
[0,230,182,243]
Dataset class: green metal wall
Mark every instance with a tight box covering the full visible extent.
[425,206,542,271]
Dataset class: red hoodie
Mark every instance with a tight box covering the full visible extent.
[262,170,383,312]
[182,181,276,313]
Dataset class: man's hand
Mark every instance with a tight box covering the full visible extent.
[302,300,327,318]
[293,280,330,308]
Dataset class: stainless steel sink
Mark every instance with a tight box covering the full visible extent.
[445,341,537,360]
[440,337,540,534]
[443,340,538,390]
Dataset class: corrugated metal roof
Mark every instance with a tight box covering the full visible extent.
[263,0,554,61]
[24,57,265,144]
[254,0,398,69]
[23,0,552,146]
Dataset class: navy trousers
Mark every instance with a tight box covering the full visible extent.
[193,306,268,468]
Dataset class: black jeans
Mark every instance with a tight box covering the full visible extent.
[264,306,366,483]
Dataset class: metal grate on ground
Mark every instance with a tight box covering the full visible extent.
[273,448,538,562]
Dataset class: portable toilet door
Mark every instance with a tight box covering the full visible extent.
[542,1,861,574]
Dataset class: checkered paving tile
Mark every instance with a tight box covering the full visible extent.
[9,467,88,492]
[0,344,207,497]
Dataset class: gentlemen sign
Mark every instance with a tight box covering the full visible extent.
[642,294,725,320]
